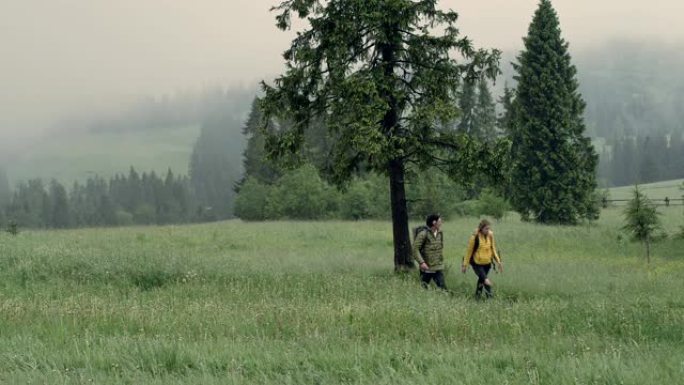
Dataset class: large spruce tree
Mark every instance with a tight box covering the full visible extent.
[48,180,70,228]
[239,99,282,187]
[497,85,515,136]
[456,79,477,135]
[509,0,598,224]
[261,0,500,270]
[0,167,10,210]
[472,78,498,141]
[189,115,243,220]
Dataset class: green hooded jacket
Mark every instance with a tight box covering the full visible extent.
[412,228,444,271]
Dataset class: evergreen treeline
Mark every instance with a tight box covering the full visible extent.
[0,168,195,228]
[1,86,250,229]
[5,31,683,228]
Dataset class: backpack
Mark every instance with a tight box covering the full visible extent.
[469,233,497,271]
[413,225,429,241]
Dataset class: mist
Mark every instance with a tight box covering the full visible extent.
[2,0,683,154]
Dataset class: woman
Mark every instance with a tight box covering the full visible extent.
[461,219,503,299]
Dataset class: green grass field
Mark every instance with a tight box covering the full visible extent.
[1,207,683,384]
[608,179,684,201]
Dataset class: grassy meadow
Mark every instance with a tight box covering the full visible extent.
[0,208,683,384]
[608,179,684,201]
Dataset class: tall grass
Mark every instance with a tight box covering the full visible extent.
[0,209,683,384]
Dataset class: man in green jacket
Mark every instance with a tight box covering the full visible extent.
[413,213,446,290]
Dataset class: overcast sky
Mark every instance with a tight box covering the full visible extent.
[1,0,683,143]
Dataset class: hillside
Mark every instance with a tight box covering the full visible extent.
[6,124,201,185]
[4,86,255,186]
[608,179,684,201]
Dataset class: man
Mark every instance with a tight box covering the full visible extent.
[413,213,446,290]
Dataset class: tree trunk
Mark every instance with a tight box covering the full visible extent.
[389,158,414,271]
[379,25,412,271]
[645,238,651,264]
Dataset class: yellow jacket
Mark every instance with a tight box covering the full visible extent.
[462,230,501,267]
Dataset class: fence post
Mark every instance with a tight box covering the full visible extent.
[665,196,670,207]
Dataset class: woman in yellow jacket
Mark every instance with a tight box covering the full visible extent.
[461,219,503,299]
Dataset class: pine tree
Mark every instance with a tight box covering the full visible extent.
[238,99,332,191]
[238,98,282,188]
[302,117,336,175]
[261,0,500,270]
[126,167,142,213]
[69,181,86,227]
[497,85,515,136]
[509,0,598,224]
[457,78,477,135]
[472,78,498,141]
[0,168,10,226]
[0,167,10,209]
[622,185,661,263]
[454,77,499,199]
[6,179,49,228]
[157,169,178,224]
[189,115,243,220]
[0,199,4,227]
[83,176,113,226]
[48,180,70,228]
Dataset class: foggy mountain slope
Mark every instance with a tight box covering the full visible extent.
[4,86,255,186]
[7,124,201,185]
[4,40,684,187]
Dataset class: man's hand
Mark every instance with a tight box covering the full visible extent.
[497,262,504,273]
[419,262,429,271]
[461,265,467,274]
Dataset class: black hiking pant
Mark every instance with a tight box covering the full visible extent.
[471,262,492,298]
[420,270,447,290]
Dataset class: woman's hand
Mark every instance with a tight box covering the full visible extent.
[461,265,467,274]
